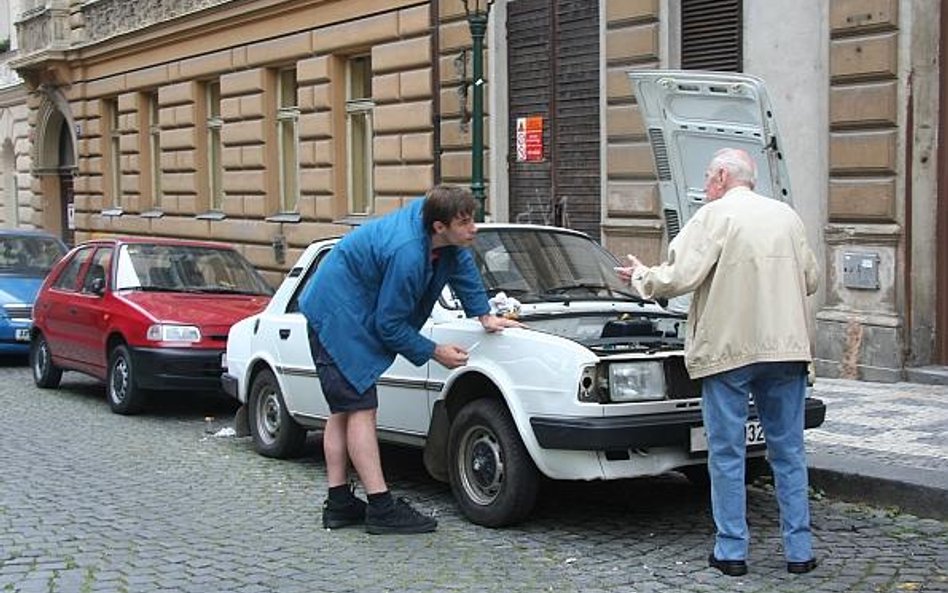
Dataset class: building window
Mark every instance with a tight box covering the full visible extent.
[680,0,742,72]
[277,68,299,213]
[206,81,223,211]
[346,55,374,215]
[105,98,121,208]
[148,92,162,210]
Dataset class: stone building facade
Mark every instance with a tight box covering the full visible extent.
[6,0,946,382]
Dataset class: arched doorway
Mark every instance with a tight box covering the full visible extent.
[33,90,77,245]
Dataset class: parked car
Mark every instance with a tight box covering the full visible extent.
[30,237,274,414]
[222,70,827,527]
[223,224,826,527]
[0,229,67,355]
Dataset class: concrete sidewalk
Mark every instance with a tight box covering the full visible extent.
[805,378,948,520]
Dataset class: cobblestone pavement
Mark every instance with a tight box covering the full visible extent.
[2,364,947,593]
[807,378,948,472]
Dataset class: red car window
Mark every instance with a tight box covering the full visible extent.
[51,246,95,292]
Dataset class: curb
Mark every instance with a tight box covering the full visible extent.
[807,452,948,521]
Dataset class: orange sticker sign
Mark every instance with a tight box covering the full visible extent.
[515,116,543,162]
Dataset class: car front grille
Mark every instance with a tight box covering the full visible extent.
[664,356,701,400]
[3,304,32,322]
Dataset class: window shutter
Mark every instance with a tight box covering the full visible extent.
[680,0,742,72]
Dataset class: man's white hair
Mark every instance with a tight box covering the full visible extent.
[710,148,757,189]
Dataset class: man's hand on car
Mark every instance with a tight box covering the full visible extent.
[479,314,525,333]
[433,343,470,369]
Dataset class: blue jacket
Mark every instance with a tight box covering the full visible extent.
[299,199,490,394]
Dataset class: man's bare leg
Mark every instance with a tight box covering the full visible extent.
[345,408,387,494]
[323,412,351,487]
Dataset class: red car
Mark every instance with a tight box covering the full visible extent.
[30,237,273,414]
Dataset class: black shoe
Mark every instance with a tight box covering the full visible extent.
[787,558,818,574]
[322,496,367,529]
[365,497,437,535]
[708,553,748,577]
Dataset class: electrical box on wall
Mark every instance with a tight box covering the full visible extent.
[842,251,881,290]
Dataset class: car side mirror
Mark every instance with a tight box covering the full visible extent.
[90,277,106,295]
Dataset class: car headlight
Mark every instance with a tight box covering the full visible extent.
[607,362,666,402]
[147,324,201,343]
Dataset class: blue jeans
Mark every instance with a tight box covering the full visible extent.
[701,361,813,563]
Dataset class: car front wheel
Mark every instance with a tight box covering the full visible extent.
[448,398,539,527]
[30,332,62,389]
[107,344,146,415]
[248,369,306,458]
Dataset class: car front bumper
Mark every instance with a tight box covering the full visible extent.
[0,320,32,354]
[221,372,238,399]
[529,397,826,451]
[129,346,226,392]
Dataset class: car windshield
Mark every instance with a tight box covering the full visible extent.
[0,235,66,275]
[471,228,640,303]
[114,243,274,295]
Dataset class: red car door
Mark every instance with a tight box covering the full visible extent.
[37,245,94,366]
[70,246,114,375]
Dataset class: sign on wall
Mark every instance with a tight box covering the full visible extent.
[515,116,544,162]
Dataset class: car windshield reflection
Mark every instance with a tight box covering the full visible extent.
[471,229,641,303]
[114,244,274,295]
[0,236,67,276]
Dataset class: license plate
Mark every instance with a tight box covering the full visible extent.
[690,420,765,453]
[14,328,30,342]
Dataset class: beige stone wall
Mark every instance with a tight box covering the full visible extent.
[815,0,906,381]
[599,0,664,264]
[437,0,489,197]
[53,0,431,278]
[0,84,33,229]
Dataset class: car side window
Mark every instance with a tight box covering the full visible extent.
[286,247,331,314]
[51,247,94,291]
[80,247,113,294]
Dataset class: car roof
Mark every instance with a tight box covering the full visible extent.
[305,222,593,247]
[72,236,240,250]
[0,228,67,241]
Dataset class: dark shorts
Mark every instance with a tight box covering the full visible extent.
[307,325,378,414]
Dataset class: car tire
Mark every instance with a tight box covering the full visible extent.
[107,344,146,415]
[248,369,306,458]
[30,332,62,389]
[448,398,539,527]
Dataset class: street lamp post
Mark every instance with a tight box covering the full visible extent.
[464,0,493,222]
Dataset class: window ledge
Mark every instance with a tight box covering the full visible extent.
[266,212,302,223]
[100,207,123,217]
[140,210,164,219]
[333,215,374,227]
[196,211,227,221]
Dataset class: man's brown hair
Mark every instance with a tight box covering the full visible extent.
[422,185,477,233]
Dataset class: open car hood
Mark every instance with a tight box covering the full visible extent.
[628,70,792,242]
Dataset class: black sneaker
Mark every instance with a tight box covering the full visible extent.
[365,497,437,535]
[322,496,367,529]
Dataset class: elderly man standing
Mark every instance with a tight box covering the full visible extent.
[616,148,820,576]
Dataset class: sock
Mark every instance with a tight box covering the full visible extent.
[367,490,394,509]
[328,484,353,504]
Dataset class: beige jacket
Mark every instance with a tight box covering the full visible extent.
[631,186,819,379]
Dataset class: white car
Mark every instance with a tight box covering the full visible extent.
[222,71,826,527]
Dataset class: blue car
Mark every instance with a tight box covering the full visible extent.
[0,230,67,355]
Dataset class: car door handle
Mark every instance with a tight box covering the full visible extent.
[279,329,291,340]
[69,307,77,315]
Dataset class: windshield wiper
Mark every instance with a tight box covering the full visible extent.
[542,283,645,302]
[186,287,268,295]
[122,285,171,292]
[484,286,530,297]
